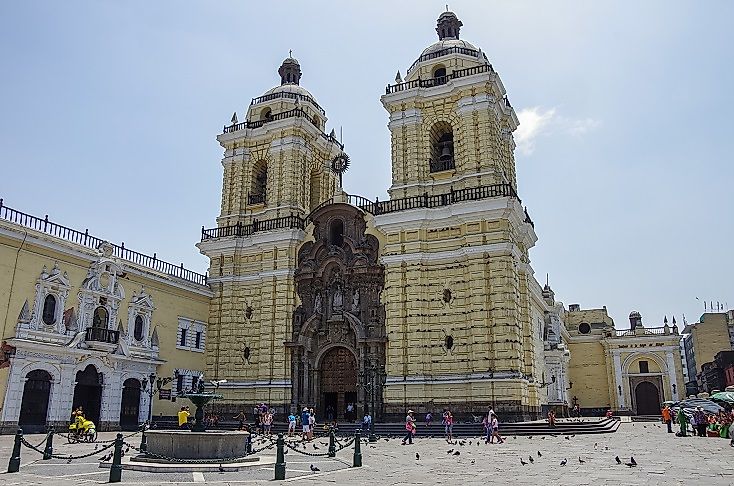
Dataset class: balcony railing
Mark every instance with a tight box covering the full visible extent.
[85,327,120,344]
[386,64,495,95]
[406,46,490,75]
[429,157,455,173]
[251,91,326,116]
[248,193,266,205]
[614,326,674,337]
[0,199,208,286]
[202,183,531,242]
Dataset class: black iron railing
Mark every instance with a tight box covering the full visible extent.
[85,327,120,344]
[406,46,490,75]
[386,64,494,94]
[251,91,326,116]
[248,193,266,205]
[429,157,455,173]
[202,183,532,242]
[0,199,208,286]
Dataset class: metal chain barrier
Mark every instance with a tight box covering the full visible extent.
[30,432,50,449]
[20,436,116,460]
[121,439,276,464]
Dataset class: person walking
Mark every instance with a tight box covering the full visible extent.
[362,412,372,433]
[301,407,310,441]
[178,406,190,430]
[677,407,688,437]
[262,409,273,436]
[402,410,416,445]
[288,412,297,437]
[693,407,707,437]
[547,409,556,428]
[490,414,505,444]
[661,404,673,433]
[308,408,316,441]
[425,412,433,428]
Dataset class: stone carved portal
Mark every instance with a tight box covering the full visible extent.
[290,203,386,420]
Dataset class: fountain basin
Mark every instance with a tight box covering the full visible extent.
[145,430,250,460]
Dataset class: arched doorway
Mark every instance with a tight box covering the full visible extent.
[72,365,102,425]
[18,370,52,433]
[635,381,661,415]
[320,347,357,421]
[119,378,141,430]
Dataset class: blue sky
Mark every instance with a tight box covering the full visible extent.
[1,1,731,328]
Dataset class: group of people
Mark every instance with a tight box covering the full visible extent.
[663,404,734,444]
[288,407,317,440]
[400,407,504,445]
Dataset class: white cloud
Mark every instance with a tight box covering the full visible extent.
[515,107,601,155]
[515,107,556,155]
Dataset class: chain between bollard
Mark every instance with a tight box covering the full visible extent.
[20,435,116,460]
[121,439,276,464]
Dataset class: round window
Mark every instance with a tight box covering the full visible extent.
[578,323,591,334]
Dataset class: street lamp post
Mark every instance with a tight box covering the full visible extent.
[140,373,173,428]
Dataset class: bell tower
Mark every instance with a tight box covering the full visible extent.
[381,10,519,199]
[198,57,344,413]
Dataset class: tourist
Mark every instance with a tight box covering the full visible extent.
[693,407,707,437]
[676,407,688,437]
[262,409,273,436]
[443,409,454,443]
[605,409,613,418]
[402,409,416,445]
[547,409,556,428]
[425,411,433,428]
[362,412,372,433]
[490,413,504,444]
[346,402,355,422]
[572,404,581,419]
[301,407,310,441]
[661,404,673,433]
[234,410,246,431]
[288,411,297,437]
[308,408,316,440]
[178,406,190,430]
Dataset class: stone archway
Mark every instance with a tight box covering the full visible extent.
[634,381,661,415]
[72,365,103,425]
[18,370,52,433]
[319,346,358,421]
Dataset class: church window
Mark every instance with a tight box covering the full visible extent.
[578,322,591,334]
[134,315,144,341]
[176,374,184,393]
[92,306,108,328]
[329,219,344,247]
[429,122,455,173]
[639,361,649,373]
[180,328,187,347]
[42,294,57,325]
[260,107,272,121]
[445,335,454,350]
[177,317,206,352]
[195,331,202,349]
[443,288,452,303]
[432,65,447,86]
[249,160,267,205]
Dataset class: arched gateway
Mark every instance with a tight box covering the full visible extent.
[289,203,386,420]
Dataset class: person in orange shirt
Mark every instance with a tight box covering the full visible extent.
[661,404,673,433]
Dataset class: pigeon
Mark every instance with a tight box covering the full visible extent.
[313,444,319,449]
[537,451,542,457]
[521,458,528,465]
[564,436,570,440]
[625,457,637,467]
[560,458,567,466]
[459,440,466,446]
[528,435,533,439]
[415,453,420,460]
[579,457,585,464]
[529,456,534,463]
[447,449,454,454]
[594,442,598,449]
[218,464,225,473]
[453,451,460,456]
[468,440,472,445]
[471,459,475,465]
[615,456,621,465]
[94,444,99,450]
[310,464,320,472]
[283,448,288,454]
[67,457,72,464]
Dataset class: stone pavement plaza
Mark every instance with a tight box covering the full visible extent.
[0,423,731,485]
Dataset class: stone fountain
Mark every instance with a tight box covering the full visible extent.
[141,380,252,462]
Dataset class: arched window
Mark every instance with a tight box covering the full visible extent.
[134,315,144,341]
[260,108,272,121]
[429,121,455,172]
[312,115,321,128]
[432,65,447,86]
[92,306,108,328]
[249,160,267,205]
[329,219,344,247]
[42,294,57,325]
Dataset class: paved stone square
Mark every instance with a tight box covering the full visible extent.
[0,423,732,485]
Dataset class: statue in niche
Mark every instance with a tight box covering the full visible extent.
[351,289,360,313]
[332,287,343,311]
[314,293,322,314]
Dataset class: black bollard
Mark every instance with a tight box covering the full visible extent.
[246,433,252,454]
[139,427,147,453]
[274,433,286,480]
[7,428,22,473]
[353,429,362,468]
[108,433,124,483]
[328,428,336,458]
[43,427,54,460]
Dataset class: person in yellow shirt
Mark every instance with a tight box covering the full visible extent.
[178,406,190,429]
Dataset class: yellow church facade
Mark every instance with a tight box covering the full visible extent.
[0,10,687,430]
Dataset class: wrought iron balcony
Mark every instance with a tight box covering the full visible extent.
[85,327,120,344]
[429,157,455,173]
[250,91,326,116]
[248,193,266,205]
[406,45,490,75]
[386,64,494,94]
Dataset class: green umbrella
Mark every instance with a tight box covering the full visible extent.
[711,392,734,404]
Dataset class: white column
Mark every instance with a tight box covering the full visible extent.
[54,364,75,422]
[666,351,679,401]
[613,353,625,408]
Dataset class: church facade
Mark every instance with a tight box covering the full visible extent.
[0,10,687,431]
